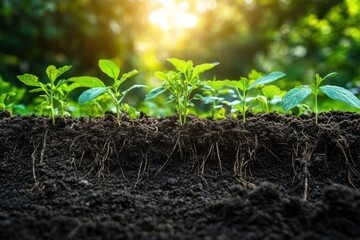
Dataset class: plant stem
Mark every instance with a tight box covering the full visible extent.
[50,92,55,125]
[109,90,121,125]
[314,93,318,124]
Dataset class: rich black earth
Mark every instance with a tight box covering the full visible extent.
[0,110,359,239]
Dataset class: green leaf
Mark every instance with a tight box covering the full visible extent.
[320,85,360,109]
[56,65,72,78]
[67,76,105,92]
[121,69,139,82]
[78,87,108,104]
[155,71,170,81]
[121,103,138,118]
[248,71,286,90]
[29,88,45,93]
[167,58,188,73]
[99,59,120,80]
[282,85,312,112]
[203,80,230,90]
[193,62,219,77]
[237,78,250,92]
[145,86,167,100]
[202,96,223,104]
[262,85,281,99]
[17,74,41,87]
[122,84,148,96]
[234,104,249,114]
[46,65,58,83]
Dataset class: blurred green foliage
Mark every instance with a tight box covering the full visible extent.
[0,0,359,114]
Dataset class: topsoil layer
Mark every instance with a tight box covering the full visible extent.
[0,111,360,240]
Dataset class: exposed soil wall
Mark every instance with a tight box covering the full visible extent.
[1,111,359,239]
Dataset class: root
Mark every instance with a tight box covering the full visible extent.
[40,129,48,164]
[198,142,223,176]
[134,150,148,188]
[31,142,41,182]
[96,140,113,178]
[199,143,213,176]
[154,134,182,177]
[215,142,223,175]
[292,143,313,201]
[336,137,358,189]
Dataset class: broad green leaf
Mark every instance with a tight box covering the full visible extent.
[193,62,219,77]
[78,87,108,104]
[46,65,58,83]
[248,71,286,90]
[282,85,312,112]
[234,104,249,114]
[320,85,360,109]
[99,59,120,80]
[122,84,148,96]
[155,71,170,81]
[17,74,41,87]
[262,85,281,99]
[167,58,188,73]
[237,78,250,92]
[56,65,72,78]
[145,86,167,100]
[248,69,264,81]
[67,76,105,92]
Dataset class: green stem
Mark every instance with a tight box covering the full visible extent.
[177,99,183,125]
[109,90,121,125]
[315,93,318,124]
[242,90,247,123]
[50,92,55,125]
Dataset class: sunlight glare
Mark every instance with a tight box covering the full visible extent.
[149,0,199,31]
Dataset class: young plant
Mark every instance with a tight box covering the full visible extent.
[195,77,236,119]
[77,59,146,124]
[17,65,73,125]
[282,72,360,123]
[211,71,286,123]
[145,58,219,125]
[0,92,16,111]
[257,85,284,113]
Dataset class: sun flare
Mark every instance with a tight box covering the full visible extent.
[148,0,216,31]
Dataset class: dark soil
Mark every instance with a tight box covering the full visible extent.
[1,110,360,240]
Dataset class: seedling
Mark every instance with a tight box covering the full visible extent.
[77,59,147,124]
[17,65,72,125]
[145,58,219,125]
[210,71,286,122]
[194,77,231,119]
[257,85,284,113]
[0,92,16,111]
[282,72,360,123]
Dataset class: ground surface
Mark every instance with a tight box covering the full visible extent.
[0,111,360,240]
